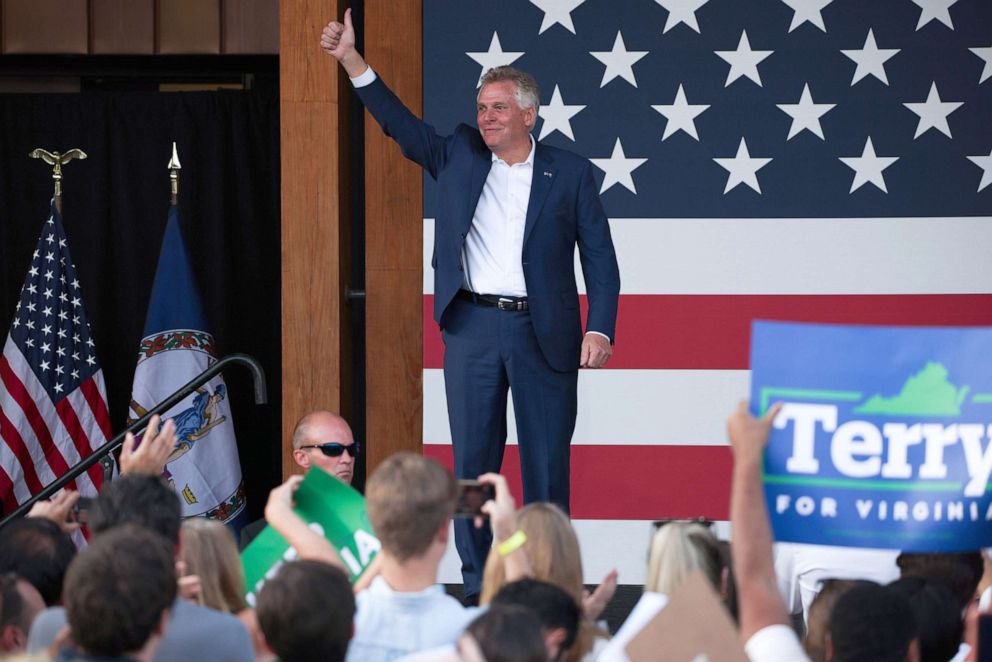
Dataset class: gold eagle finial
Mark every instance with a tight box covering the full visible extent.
[29,148,88,207]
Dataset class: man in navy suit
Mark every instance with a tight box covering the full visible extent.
[322,10,620,601]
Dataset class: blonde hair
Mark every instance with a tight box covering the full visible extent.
[480,503,594,661]
[645,522,722,596]
[179,517,246,613]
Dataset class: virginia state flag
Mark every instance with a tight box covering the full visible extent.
[129,205,246,526]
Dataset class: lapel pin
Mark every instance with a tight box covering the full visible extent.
[543,171,552,178]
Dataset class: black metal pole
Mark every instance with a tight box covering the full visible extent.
[0,353,267,530]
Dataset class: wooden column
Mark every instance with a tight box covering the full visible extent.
[364,1,423,472]
[279,0,351,478]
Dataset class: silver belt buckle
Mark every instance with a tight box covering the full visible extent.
[497,297,513,311]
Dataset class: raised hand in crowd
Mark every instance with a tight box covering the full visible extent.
[583,568,619,622]
[728,400,785,641]
[727,400,812,661]
[264,474,383,592]
[119,414,176,476]
[175,559,202,603]
[27,487,81,533]
[477,472,532,581]
[264,474,342,567]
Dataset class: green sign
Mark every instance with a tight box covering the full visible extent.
[241,468,380,606]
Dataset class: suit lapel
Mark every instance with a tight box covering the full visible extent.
[523,146,554,248]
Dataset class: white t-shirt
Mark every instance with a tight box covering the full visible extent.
[773,543,900,624]
[744,624,810,662]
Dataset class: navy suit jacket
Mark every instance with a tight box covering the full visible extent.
[356,76,620,373]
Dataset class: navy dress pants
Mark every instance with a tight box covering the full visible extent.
[442,296,578,598]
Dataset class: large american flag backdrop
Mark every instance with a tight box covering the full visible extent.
[417,0,992,583]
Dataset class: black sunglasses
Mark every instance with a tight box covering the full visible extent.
[299,441,361,458]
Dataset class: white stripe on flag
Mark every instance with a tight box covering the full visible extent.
[65,388,106,454]
[0,434,33,504]
[424,216,992,295]
[1,342,60,490]
[423,368,749,446]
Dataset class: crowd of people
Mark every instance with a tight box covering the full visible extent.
[0,404,987,661]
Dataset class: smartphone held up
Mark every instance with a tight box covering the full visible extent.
[455,480,495,518]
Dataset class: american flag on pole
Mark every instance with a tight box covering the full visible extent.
[0,201,109,513]
[418,0,992,583]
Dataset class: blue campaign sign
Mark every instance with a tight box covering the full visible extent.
[750,321,992,552]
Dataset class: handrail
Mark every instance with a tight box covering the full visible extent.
[0,353,267,530]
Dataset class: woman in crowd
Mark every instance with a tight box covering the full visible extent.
[178,517,272,661]
[479,502,615,661]
[601,520,733,660]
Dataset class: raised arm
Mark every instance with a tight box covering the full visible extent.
[727,400,789,643]
[478,473,531,581]
[264,475,346,570]
[319,8,449,179]
[320,8,368,79]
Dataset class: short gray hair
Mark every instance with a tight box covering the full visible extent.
[479,66,540,112]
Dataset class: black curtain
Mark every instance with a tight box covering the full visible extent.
[0,89,281,521]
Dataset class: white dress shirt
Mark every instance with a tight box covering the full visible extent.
[462,139,534,296]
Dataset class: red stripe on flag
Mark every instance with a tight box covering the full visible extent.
[0,461,17,514]
[0,405,44,496]
[55,396,104,490]
[422,444,732,520]
[424,294,992,370]
[80,378,111,441]
[0,357,75,490]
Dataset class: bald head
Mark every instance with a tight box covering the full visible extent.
[291,411,357,484]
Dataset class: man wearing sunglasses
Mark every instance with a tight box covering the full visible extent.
[239,410,359,549]
[291,410,358,485]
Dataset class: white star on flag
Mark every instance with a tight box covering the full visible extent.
[969,46,992,84]
[590,138,648,194]
[777,83,835,140]
[715,31,773,87]
[467,32,525,88]
[779,0,834,32]
[653,0,710,33]
[539,85,585,141]
[911,0,958,30]
[652,84,709,141]
[713,138,772,194]
[590,31,649,88]
[529,0,586,34]
[839,137,899,193]
[903,82,963,139]
[841,29,899,86]
[967,149,992,192]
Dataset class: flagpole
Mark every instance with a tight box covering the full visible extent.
[28,148,87,215]
[168,142,181,205]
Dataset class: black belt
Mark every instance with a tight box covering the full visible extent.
[457,289,529,311]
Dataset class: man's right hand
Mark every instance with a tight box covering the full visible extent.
[320,8,368,78]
